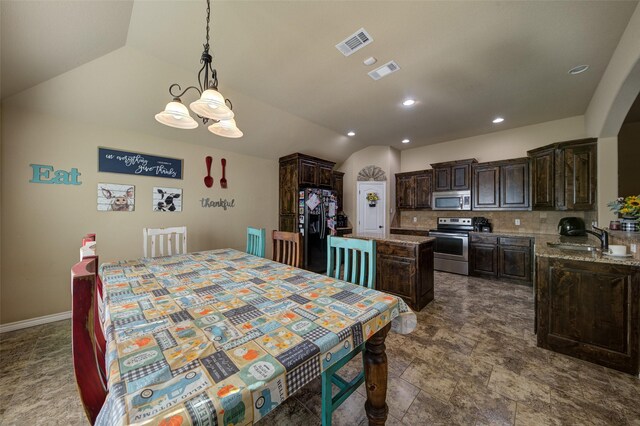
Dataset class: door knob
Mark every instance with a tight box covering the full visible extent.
[379,226,383,229]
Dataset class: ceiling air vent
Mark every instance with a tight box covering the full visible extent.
[335,28,373,56]
[368,61,400,80]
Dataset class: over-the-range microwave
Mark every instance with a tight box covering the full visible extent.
[432,190,471,210]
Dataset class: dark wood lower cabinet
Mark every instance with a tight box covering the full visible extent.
[498,246,532,283]
[375,240,434,311]
[536,256,640,375]
[279,215,296,233]
[469,234,532,285]
[469,244,498,278]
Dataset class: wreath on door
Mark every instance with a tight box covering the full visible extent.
[366,192,379,207]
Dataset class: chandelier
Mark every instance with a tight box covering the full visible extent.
[155,0,242,138]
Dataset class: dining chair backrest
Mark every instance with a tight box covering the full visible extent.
[143,226,187,258]
[72,234,107,424]
[246,227,266,258]
[326,236,376,288]
[272,230,302,268]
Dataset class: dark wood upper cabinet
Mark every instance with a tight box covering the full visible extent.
[279,160,297,216]
[473,164,500,209]
[563,143,597,210]
[415,173,433,209]
[279,153,336,231]
[396,174,416,209]
[434,168,451,191]
[299,159,318,187]
[472,158,530,211]
[501,160,530,209]
[528,138,597,211]
[452,164,471,190]
[395,170,433,210]
[430,159,476,191]
[530,148,555,209]
[318,164,334,188]
[332,171,344,212]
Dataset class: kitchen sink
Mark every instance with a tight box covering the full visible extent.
[546,242,599,252]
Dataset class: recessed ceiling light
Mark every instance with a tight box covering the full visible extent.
[568,65,589,75]
[492,117,505,124]
[402,139,411,144]
[402,99,416,107]
[347,131,356,137]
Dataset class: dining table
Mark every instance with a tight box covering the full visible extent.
[94,248,416,425]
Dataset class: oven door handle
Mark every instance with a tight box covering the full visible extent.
[430,232,468,238]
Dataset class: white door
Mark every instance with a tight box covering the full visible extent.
[357,181,386,234]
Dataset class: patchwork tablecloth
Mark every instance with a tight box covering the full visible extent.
[96,249,416,426]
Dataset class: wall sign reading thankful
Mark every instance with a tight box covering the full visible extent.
[98,147,183,179]
[30,164,81,185]
[200,198,235,210]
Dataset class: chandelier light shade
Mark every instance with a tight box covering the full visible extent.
[208,119,243,138]
[189,89,234,121]
[154,0,242,138]
[155,100,199,129]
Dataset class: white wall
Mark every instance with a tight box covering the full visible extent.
[0,104,278,324]
[586,3,640,137]
[597,136,619,225]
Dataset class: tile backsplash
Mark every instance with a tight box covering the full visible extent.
[398,210,598,235]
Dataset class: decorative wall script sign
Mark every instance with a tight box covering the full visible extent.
[30,164,81,185]
[98,147,183,179]
[200,198,235,210]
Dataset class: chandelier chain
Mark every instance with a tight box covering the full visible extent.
[204,0,210,53]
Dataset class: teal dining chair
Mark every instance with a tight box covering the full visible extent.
[246,227,266,258]
[322,235,376,425]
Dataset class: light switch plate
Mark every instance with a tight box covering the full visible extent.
[515,219,521,226]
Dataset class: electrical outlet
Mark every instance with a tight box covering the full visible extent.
[631,243,637,254]
[413,217,417,223]
[515,219,521,226]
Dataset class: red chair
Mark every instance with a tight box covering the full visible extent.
[72,234,107,424]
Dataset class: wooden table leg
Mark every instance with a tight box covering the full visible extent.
[364,323,391,425]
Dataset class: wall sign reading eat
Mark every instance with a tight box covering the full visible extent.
[30,164,81,185]
[98,147,183,179]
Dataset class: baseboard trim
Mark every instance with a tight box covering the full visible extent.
[0,311,72,333]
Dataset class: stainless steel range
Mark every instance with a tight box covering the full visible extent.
[429,217,473,275]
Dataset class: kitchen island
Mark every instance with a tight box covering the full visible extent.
[535,237,640,375]
[345,232,435,311]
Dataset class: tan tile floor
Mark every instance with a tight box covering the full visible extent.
[1,271,639,425]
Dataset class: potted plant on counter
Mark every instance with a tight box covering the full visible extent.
[608,195,640,232]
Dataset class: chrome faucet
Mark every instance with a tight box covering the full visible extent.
[585,225,609,251]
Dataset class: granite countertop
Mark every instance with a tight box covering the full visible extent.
[534,234,640,267]
[390,226,639,264]
[469,231,558,239]
[345,232,434,245]
[390,226,430,231]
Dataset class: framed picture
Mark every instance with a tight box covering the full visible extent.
[98,147,183,180]
[98,183,135,212]
[153,187,182,212]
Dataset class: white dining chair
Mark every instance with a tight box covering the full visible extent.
[143,226,187,258]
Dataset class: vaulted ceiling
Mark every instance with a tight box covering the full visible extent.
[1,1,637,162]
